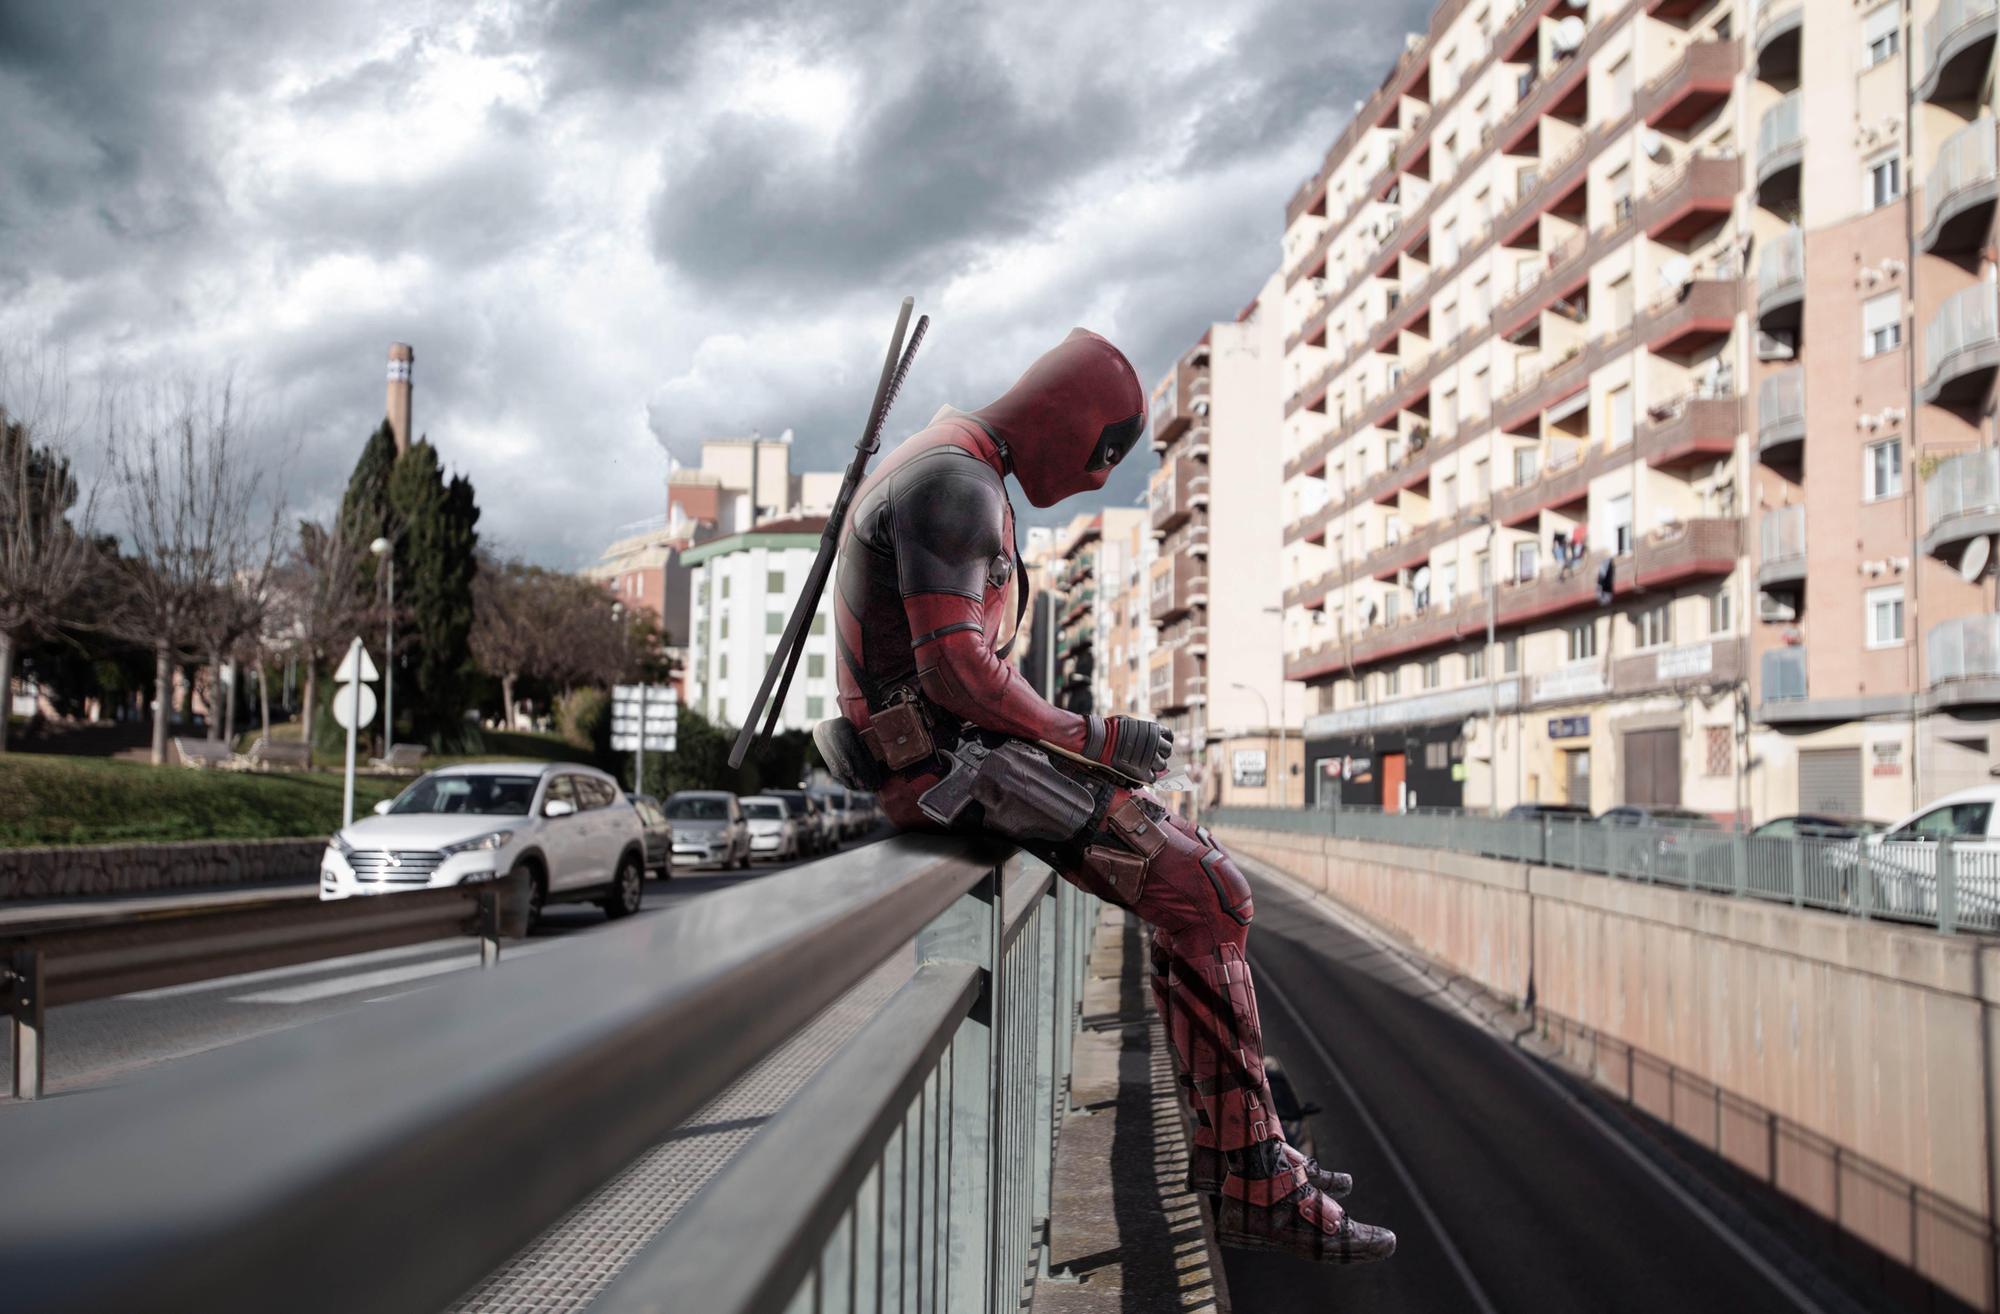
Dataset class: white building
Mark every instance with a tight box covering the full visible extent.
[683,516,837,734]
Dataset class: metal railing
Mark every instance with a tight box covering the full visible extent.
[1757,93,1803,163]
[1925,279,2000,389]
[1762,645,1808,702]
[1759,504,1805,565]
[1206,805,1999,935]
[1756,225,1805,301]
[1925,447,2000,535]
[1926,116,1998,234]
[0,835,1097,1314]
[1756,367,1804,441]
[1929,614,2000,684]
[1928,0,1999,79]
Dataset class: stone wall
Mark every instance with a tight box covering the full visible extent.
[1215,822,2000,1310]
[0,838,325,901]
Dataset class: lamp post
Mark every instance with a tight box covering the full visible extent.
[370,537,394,755]
[1261,605,1289,807]
[1230,682,1274,804]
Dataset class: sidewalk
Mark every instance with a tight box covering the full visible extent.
[1033,908,1230,1314]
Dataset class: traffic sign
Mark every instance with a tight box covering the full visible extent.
[331,682,378,731]
[334,645,380,684]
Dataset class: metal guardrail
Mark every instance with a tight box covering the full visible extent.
[0,835,1094,1314]
[4,878,523,1100]
[1206,805,1999,935]
[1759,504,1805,565]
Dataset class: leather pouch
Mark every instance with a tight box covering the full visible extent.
[1106,795,1170,858]
[869,701,936,770]
[968,741,1096,843]
[1084,843,1148,906]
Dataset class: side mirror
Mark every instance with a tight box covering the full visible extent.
[544,799,577,818]
[373,799,394,816]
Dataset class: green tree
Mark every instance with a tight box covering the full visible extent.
[339,421,397,593]
[386,438,480,744]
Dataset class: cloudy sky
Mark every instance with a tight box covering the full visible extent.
[0,0,1426,568]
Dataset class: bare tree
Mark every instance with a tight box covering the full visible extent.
[0,350,102,753]
[471,555,540,731]
[107,378,286,765]
[271,517,364,765]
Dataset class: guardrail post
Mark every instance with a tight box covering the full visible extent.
[917,862,1003,1314]
[8,948,44,1101]
[1032,882,1059,1276]
[1789,838,1805,908]
[1540,815,1551,866]
[1732,832,1747,897]
[1939,835,1959,935]
[1855,844,1873,920]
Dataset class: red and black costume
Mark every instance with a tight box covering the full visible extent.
[830,329,1394,1264]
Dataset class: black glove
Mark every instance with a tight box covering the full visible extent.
[1105,716,1173,781]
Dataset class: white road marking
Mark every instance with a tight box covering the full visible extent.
[1249,857,1832,1314]
[232,940,562,1006]
[1257,967,1503,1314]
[122,940,454,1001]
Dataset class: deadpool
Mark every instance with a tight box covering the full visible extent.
[818,327,1396,1264]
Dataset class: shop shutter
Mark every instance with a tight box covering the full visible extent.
[1798,747,1862,817]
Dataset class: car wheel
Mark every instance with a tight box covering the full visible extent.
[603,853,643,920]
[523,868,546,932]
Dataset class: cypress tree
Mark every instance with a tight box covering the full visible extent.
[339,420,397,597]
[387,437,481,743]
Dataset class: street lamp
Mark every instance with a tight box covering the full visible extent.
[1230,681,1274,803]
[1262,605,1289,807]
[370,536,394,754]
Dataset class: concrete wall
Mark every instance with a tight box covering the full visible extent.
[1216,821,1998,1309]
[0,838,325,901]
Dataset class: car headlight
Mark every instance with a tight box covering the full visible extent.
[441,829,515,855]
[330,833,356,858]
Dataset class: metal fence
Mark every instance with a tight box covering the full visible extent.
[1930,613,2000,685]
[1925,280,2000,390]
[0,835,1096,1314]
[1925,115,1997,235]
[1205,804,2000,935]
[1924,447,2000,536]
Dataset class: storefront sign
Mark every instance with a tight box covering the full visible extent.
[1547,715,1590,740]
[1655,641,1715,681]
[1532,663,1608,703]
[1872,741,1903,777]
[1233,749,1268,788]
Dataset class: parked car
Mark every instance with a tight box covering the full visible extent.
[741,795,804,861]
[767,789,833,855]
[627,793,675,877]
[1750,814,1886,841]
[321,763,647,927]
[1502,802,1591,821]
[811,785,855,840]
[665,790,751,869]
[850,791,882,835]
[1860,787,2000,923]
[1595,805,1726,880]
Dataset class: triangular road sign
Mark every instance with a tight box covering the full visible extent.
[334,643,380,684]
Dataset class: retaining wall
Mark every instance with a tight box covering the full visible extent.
[0,838,324,901]
[1215,822,2000,1310]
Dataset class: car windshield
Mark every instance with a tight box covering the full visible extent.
[743,800,786,820]
[772,794,811,817]
[389,774,538,816]
[666,795,731,820]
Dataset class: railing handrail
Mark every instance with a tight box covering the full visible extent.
[1755,225,1805,297]
[1760,504,1806,561]
[1928,613,2000,683]
[1925,447,2000,529]
[1925,279,2000,386]
[0,832,1056,1314]
[1758,91,1803,160]
[1925,116,1997,233]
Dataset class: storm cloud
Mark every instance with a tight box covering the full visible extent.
[0,0,1427,567]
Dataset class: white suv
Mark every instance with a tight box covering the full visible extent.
[321,763,648,926]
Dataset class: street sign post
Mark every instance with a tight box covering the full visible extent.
[611,684,678,791]
[333,637,380,827]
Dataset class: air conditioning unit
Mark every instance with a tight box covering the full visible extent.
[1757,591,1797,622]
[1882,406,1906,425]
[1755,330,1796,361]
[1310,277,1329,295]
[1858,413,1881,431]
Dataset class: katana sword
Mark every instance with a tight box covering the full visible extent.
[728,297,929,769]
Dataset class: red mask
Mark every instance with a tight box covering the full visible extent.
[971,328,1147,508]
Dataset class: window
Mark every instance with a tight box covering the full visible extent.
[1705,726,1732,777]
[1425,740,1450,770]
[1709,587,1733,634]
[807,697,824,719]
[1865,437,1903,501]
[1567,620,1598,661]
[1632,599,1673,648]
[1503,636,1521,673]
[719,654,729,678]
[1866,155,1902,210]
[1866,585,1905,647]
[1438,389,1459,435]
[1608,385,1634,449]
[1470,368,1492,417]
[1470,275,1491,322]
[1440,474,1458,516]
[1863,291,1902,357]
[1514,541,1539,581]
[721,576,731,599]
[1384,667,1401,697]
[1886,801,1993,842]
[1423,657,1442,689]
[1474,458,1490,499]
[1608,494,1634,555]
[1513,446,1540,484]
[1863,4,1900,67]
[811,613,828,636]
[807,653,825,678]
[1383,591,1400,624]
[1467,647,1486,679]
[767,570,785,593]
[720,614,730,640]
[766,612,784,634]
[1607,163,1633,225]
[1438,301,1459,343]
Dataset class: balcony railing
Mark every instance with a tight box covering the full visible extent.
[1924,117,1998,249]
[1923,280,2000,398]
[1761,646,1807,703]
[1924,448,2000,549]
[1756,226,1805,305]
[1925,0,1999,98]
[1756,93,1804,197]
[1759,505,1806,572]
[1756,367,1805,457]
[1930,614,2000,685]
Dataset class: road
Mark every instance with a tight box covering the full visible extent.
[1222,866,1881,1314]
[0,844,871,1102]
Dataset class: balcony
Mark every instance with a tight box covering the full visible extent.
[1152,351,1208,448]
[1636,278,1740,355]
[1759,646,1808,714]
[1494,439,1605,527]
[1493,229,1590,341]
[1285,563,1341,611]
[1755,94,1804,211]
[1149,465,1185,535]
[1637,152,1740,242]
[1637,39,1740,131]
[1755,367,1806,465]
[1149,558,1207,624]
[1922,117,1999,257]
[1364,510,1479,583]
[1921,280,2000,407]
[1921,448,2000,559]
[1152,645,1206,713]
[1757,505,1806,589]
[1755,226,1805,333]
[1928,615,2000,708]
[1612,636,1746,699]
[1918,0,1998,105]
[1495,339,1594,432]
[1751,0,1803,83]
[1638,392,1741,469]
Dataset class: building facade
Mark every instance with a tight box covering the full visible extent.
[1150,274,1304,807]
[1048,509,1149,717]
[682,517,837,734]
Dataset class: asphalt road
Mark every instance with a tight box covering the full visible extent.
[1221,869,1875,1314]
[0,842,873,1102]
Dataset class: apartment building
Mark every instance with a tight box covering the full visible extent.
[1048,509,1150,717]
[1150,276,1304,806]
[1746,0,2000,820]
[1102,514,1157,719]
[1278,0,1754,816]
[683,516,837,734]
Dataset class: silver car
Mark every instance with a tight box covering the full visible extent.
[741,795,803,861]
[665,791,751,869]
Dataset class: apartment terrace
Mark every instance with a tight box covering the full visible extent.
[1920,115,1998,257]
[1285,516,1741,679]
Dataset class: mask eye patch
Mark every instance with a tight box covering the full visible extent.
[1087,410,1146,472]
